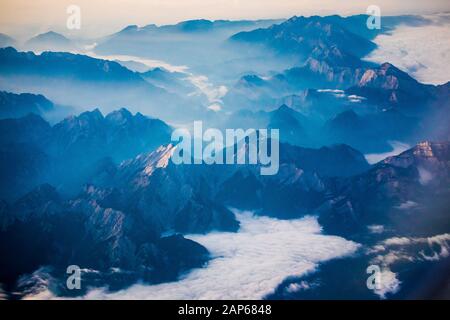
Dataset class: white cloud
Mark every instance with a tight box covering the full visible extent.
[207,103,222,112]
[367,225,385,234]
[77,210,359,299]
[83,51,228,110]
[187,75,228,105]
[384,237,412,246]
[373,269,401,299]
[394,200,419,210]
[364,141,410,164]
[86,52,189,73]
[365,13,450,85]
[368,232,450,298]
[285,280,314,293]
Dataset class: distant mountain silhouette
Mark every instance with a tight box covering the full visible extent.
[0,47,189,119]
[0,33,15,48]
[25,31,76,52]
[0,91,54,119]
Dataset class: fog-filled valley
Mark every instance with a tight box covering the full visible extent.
[0,11,449,300]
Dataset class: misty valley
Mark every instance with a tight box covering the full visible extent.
[0,10,449,300]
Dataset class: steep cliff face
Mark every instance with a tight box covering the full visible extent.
[0,183,210,298]
[318,141,450,238]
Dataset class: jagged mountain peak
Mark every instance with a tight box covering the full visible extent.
[0,91,54,118]
[358,62,420,89]
[58,108,104,129]
[28,31,70,42]
[239,74,265,86]
[383,141,450,166]
[230,14,376,63]
[11,183,62,221]
[330,109,359,123]
[0,33,15,48]
[121,143,177,179]
[105,108,133,123]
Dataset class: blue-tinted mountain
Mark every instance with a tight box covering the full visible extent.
[115,19,282,36]
[0,47,186,120]
[222,61,369,109]
[267,105,308,144]
[94,19,283,69]
[52,108,172,163]
[225,60,449,151]
[0,114,53,201]
[140,67,199,96]
[0,183,209,298]
[0,113,52,146]
[25,31,76,52]
[346,62,436,113]
[223,105,309,146]
[215,141,370,218]
[230,15,377,64]
[318,141,450,238]
[323,108,418,152]
[93,144,240,234]
[0,108,172,200]
[0,47,143,81]
[0,33,15,48]
[270,149,450,300]
[0,91,54,119]
[301,14,432,41]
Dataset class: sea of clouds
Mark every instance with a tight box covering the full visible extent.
[75,210,359,299]
[366,13,450,85]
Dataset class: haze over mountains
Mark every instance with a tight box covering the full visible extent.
[0,12,449,299]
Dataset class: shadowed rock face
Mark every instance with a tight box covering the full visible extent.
[0,108,172,200]
[0,134,374,297]
[98,144,241,234]
[0,127,374,294]
[0,91,54,120]
[0,47,194,120]
[230,15,376,62]
[0,183,210,298]
[346,62,437,113]
[0,12,448,300]
[318,141,450,239]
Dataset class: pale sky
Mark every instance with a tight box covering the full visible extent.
[1,0,449,39]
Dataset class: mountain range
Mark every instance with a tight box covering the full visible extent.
[0,13,449,299]
[0,47,200,120]
[0,33,15,48]
[25,31,77,52]
[0,108,172,200]
[0,91,54,120]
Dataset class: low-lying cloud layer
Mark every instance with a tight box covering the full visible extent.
[78,210,358,299]
[366,13,450,85]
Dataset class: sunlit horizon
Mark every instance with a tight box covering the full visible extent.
[1,0,450,40]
